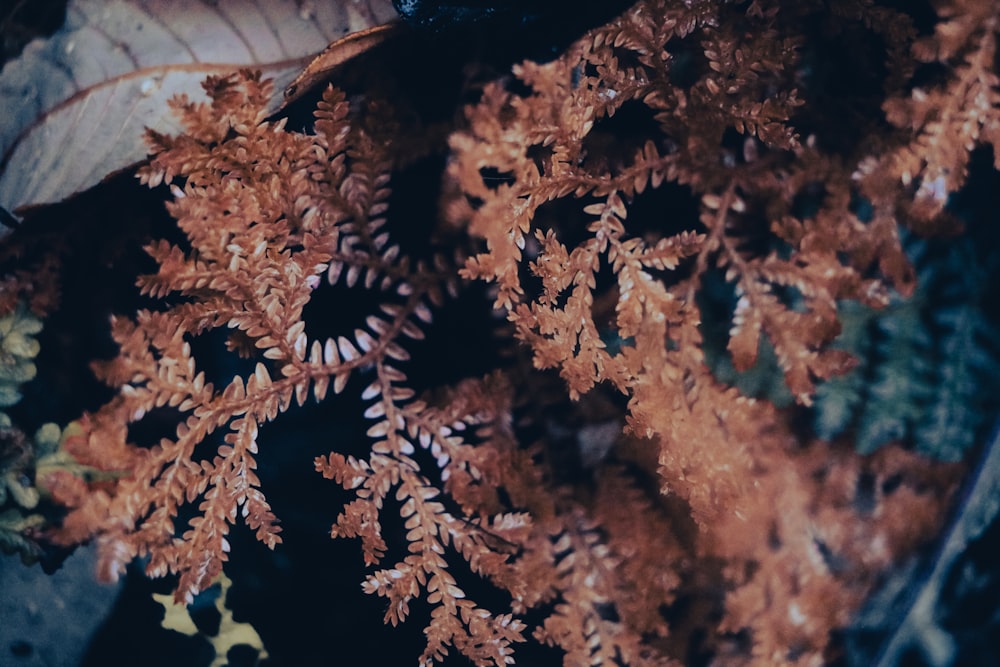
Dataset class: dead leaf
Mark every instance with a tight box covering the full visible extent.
[0,0,396,222]
[283,21,402,106]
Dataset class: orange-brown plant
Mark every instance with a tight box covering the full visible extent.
[29,0,1000,664]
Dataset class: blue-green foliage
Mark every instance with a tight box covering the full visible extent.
[813,230,1000,460]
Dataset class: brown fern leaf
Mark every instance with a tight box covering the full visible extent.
[443,1,960,663]
[39,0,977,663]
[61,70,418,603]
[317,369,535,666]
[871,0,1000,222]
[449,1,909,520]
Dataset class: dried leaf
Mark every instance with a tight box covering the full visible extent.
[282,21,401,105]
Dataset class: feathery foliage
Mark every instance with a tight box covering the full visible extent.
[9,0,999,664]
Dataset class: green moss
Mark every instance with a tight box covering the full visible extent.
[0,304,42,407]
[0,303,103,565]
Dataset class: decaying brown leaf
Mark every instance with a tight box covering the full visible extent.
[283,21,402,106]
